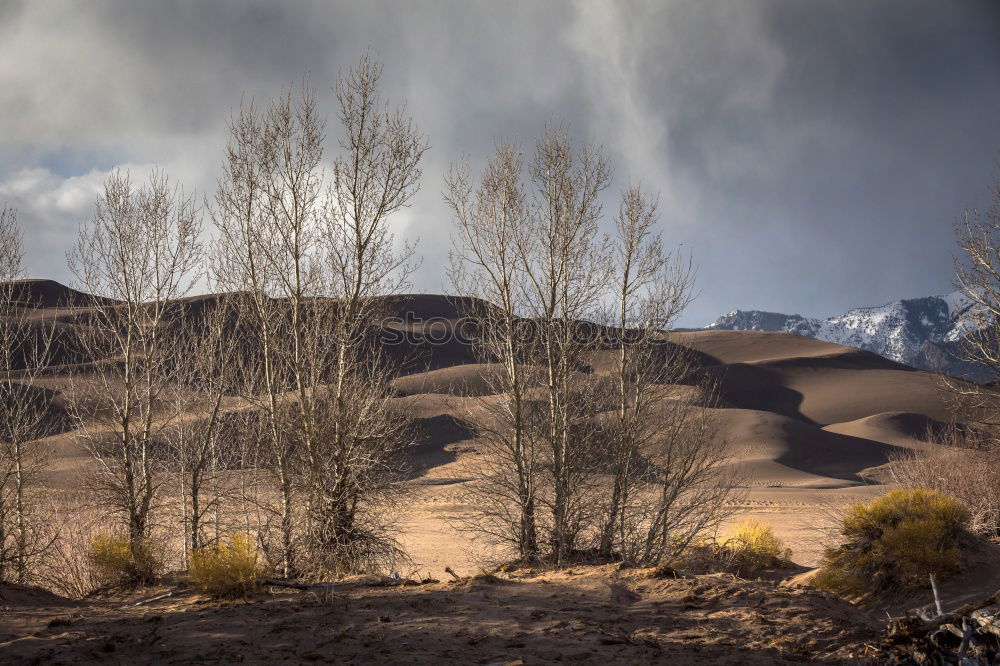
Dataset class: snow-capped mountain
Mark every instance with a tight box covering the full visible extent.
[703,292,992,381]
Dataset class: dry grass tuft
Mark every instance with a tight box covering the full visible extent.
[188,533,270,597]
[724,519,793,572]
[665,519,792,577]
[88,533,163,587]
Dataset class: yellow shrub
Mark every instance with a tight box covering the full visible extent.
[88,533,163,586]
[666,519,791,576]
[724,519,792,572]
[814,488,970,597]
[188,533,270,597]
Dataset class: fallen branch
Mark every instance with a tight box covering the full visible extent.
[124,589,191,609]
[913,588,1000,633]
[929,573,943,617]
[879,588,1000,663]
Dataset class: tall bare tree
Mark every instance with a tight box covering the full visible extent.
[445,141,541,561]
[597,184,697,558]
[448,128,739,567]
[212,56,425,576]
[0,207,55,583]
[211,83,323,576]
[302,53,426,573]
[522,125,612,565]
[67,170,203,553]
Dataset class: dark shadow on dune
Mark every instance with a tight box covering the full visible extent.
[704,363,812,424]
[701,347,930,427]
[0,383,73,437]
[869,411,950,441]
[405,413,476,477]
[771,419,908,483]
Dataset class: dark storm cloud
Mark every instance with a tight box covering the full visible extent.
[0,1,997,326]
[663,0,1000,323]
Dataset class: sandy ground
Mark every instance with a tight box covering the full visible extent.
[0,566,882,665]
[398,472,882,580]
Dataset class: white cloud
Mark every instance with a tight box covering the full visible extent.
[0,164,163,282]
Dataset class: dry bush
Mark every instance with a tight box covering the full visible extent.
[188,532,270,597]
[667,519,791,577]
[813,488,971,598]
[724,519,792,572]
[88,532,164,587]
[889,428,1000,540]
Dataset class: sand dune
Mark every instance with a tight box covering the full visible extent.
[672,329,855,365]
[823,411,948,450]
[6,284,989,581]
[708,407,903,487]
[767,365,952,425]
[391,363,507,396]
[5,278,116,310]
[670,330,959,425]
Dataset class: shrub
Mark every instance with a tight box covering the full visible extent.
[88,533,163,587]
[813,488,970,597]
[665,519,791,576]
[723,519,792,572]
[188,533,270,597]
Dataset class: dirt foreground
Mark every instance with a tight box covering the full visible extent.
[0,565,882,665]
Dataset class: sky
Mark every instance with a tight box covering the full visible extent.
[1,0,998,327]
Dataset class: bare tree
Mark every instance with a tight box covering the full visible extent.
[891,165,1000,541]
[448,126,612,565]
[67,170,203,554]
[448,129,740,567]
[212,56,425,577]
[445,141,541,562]
[211,83,323,575]
[0,207,55,583]
[166,300,241,562]
[300,53,426,573]
[952,166,1000,421]
[597,184,698,558]
[521,125,612,565]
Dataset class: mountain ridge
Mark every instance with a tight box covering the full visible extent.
[700,291,991,381]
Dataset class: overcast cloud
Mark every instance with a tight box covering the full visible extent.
[1,0,998,326]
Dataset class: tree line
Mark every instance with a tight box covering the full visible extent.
[1,53,995,589]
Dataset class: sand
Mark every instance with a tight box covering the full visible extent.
[0,566,882,664]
